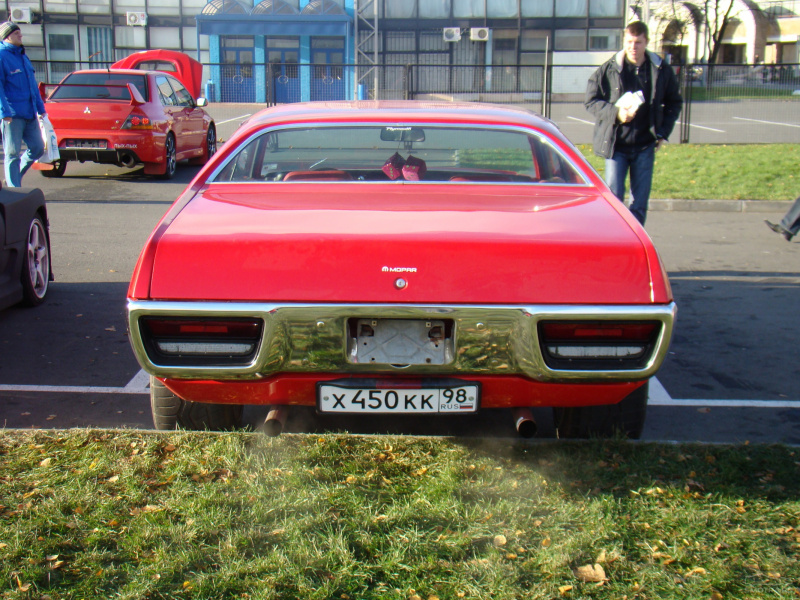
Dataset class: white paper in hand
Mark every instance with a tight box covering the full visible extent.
[615,90,645,113]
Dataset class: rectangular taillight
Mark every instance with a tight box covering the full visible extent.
[140,317,263,366]
[538,321,660,370]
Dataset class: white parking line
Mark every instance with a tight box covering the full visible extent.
[676,120,725,133]
[0,383,149,395]
[124,369,151,392]
[0,369,151,395]
[568,115,725,134]
[648,376,800,407]
[0,375,796,406]
[733,116,800,129]
[216,114,252,125]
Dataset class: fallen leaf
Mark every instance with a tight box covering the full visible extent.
[559,585,574,595]
[686,567,707,577]
[39,457,52,467]
[574,564,606,583]
[541,537,552,547]
[595,550,607,563]
[493,534,507,547]
[710,593,723,600]
[107,475,120,483]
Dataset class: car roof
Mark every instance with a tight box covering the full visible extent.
[64,69,161,77]
[244,100,563,137]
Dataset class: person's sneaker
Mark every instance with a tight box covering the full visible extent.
[765,220,794,241]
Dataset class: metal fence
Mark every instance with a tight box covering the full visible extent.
[34,60,800,144]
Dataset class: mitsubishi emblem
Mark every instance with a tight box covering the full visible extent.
[83,106,91,114]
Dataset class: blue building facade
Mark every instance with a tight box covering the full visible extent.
[197,0,354,103]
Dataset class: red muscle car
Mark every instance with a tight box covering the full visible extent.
[127,101,676,438]
[40,68,216,179]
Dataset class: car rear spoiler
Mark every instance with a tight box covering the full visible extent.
[38,81,145,105]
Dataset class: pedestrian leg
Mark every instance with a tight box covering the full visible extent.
[19,116,44,179]
[627,144,656,225]
[1,118,25,187]
[604,150,631,203]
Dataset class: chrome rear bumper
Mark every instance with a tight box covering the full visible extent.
[127,301,676,382]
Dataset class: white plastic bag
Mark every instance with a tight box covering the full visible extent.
[38,114,60,163]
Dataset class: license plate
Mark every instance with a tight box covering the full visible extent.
[318,382,479,414]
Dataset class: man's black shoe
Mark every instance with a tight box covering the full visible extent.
[765,220,794,241]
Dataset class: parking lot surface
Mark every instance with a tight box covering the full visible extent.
[0,160,798,444]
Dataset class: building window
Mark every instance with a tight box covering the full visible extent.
[488,0,517,18]
[521,30,550,52]
[589,29,621,51]
[79,0,111,14]
[590,0,623,17]
[44,0,78,14]
[113,0,146,10]
[420,0,449,18]
[151,27,182,50]
[385,0,416,18]
[453,0,485,18]
[555,0,587,17]
[115,25,146,48]
[521,0,553,17]
[554,29,586,51]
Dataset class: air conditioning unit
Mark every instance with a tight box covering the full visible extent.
[9,6,33,23]
[443,27,461,43]
[126,11,148,26]
[470,27,490,42]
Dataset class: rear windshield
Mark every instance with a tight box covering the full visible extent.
[49,73,148,101]
[212,125,586,184]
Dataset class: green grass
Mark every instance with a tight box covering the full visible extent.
[578,143,800,201]
[2,430,799,599]
[687,86,800,101]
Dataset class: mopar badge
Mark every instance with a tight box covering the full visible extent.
[395,278,407,290]
[382,266,417,273]
[83,106,91,114]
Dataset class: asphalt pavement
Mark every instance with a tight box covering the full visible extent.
[0,160,798,444]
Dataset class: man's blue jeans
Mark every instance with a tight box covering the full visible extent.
[604,143,656,225]
[2,116,45,187]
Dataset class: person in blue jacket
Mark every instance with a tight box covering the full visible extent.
[0,21,46,187]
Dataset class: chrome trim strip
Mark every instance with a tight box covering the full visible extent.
[128,301,676,382]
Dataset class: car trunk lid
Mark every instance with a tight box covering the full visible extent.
[146,184,656,305]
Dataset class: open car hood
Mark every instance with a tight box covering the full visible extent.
[144,184,661,305]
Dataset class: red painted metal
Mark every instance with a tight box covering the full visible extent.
[162,374,647,409]
[111,49,204,99]
[146,185,657,304]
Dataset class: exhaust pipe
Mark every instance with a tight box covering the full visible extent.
[118,152,137,168]
[264,406,288,437]
[513,408,537,438]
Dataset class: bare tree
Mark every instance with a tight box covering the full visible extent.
[703,0,738,65]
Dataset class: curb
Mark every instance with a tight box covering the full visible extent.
[649,199,792,213]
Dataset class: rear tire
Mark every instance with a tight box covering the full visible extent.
[20,215,50,306]
[157,134,177,180]
[553,381,649,439]
[40,160,67,178]
[150,376,243,431]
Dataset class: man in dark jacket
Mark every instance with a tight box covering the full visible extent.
[0,21,47,187]
[585,21,682,225]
